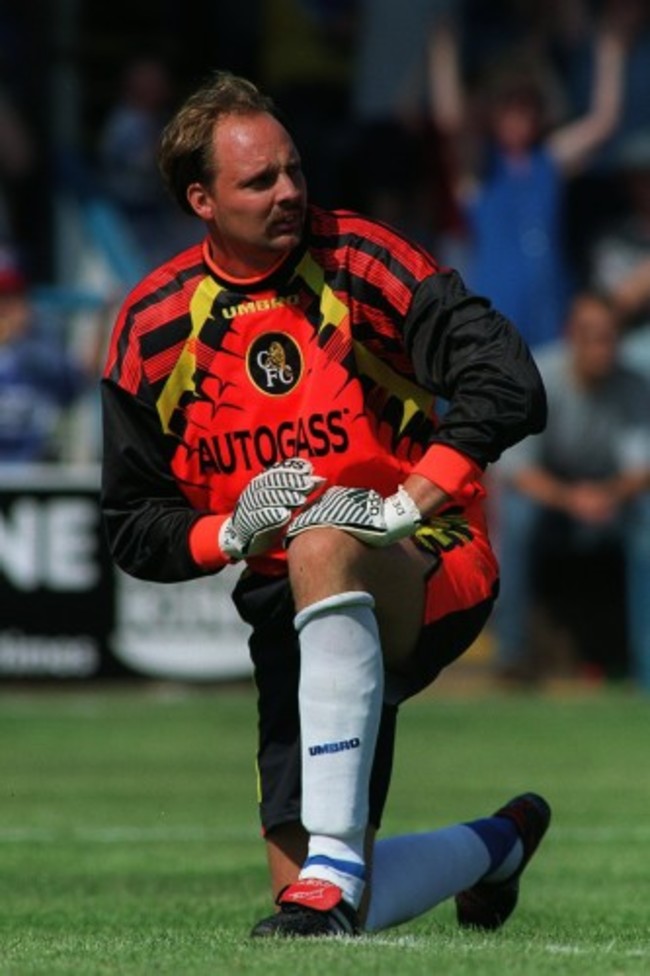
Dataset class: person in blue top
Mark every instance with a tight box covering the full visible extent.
[0,247,90,461]
[430,10,627,351]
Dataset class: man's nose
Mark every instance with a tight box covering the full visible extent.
[276,170,302,201]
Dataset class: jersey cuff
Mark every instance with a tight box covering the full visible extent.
[189,514,232,571]
[412,443,483,498]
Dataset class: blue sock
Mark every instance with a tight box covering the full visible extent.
[464,816,520,874]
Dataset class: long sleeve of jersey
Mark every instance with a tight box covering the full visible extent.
[101,380,221,582]
[403,268,547,483]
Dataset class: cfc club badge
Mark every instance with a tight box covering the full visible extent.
[247,332,303,395]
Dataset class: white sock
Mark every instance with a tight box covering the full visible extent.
[300,834,366,907]
[295,591,383,908]
[365,825,492,931]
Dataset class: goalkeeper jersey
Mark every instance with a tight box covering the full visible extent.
[101,205,546,580]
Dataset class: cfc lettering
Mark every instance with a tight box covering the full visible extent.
[196,411,349,473]
[256,341,294,389]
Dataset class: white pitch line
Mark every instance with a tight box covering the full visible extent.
[352,937,650,959]
[545,943,650,959]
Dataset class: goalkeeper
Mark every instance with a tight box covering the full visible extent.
[101,71,550,938]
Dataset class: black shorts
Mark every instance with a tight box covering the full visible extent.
[232,569,495,834]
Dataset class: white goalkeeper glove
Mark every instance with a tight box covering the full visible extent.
[285,484,422,548]
[219,458,324,560]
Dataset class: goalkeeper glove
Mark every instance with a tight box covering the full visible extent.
[219,458,324,560]
[285,484,422,547]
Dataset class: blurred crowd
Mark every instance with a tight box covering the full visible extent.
[1,0,650,687]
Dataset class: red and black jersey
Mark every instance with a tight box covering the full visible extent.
[101,205,546,581]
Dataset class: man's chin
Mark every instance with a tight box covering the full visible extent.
[269,213,305,246]
[267,229,302,252]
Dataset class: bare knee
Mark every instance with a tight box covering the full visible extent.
[287,527,368,610]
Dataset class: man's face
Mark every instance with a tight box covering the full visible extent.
[492,99,541,156]
[0,293,30,344]
[191,112,307,276]
[568,297,620,383]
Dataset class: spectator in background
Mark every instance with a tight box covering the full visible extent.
[493,291,650,684]
[0,247,92,462]
[555,0,650,281]
[587,128,650,380]
[97,56,198,270]
[559,0,650,172]
[430,8,627,351]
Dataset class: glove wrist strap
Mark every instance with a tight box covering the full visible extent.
[384,485,422,537]
[218,517,243,561]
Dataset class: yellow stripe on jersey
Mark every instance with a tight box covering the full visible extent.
[353,341,434,436]
[296,252,349,331]
[156,276,224,434]
[255,759,262,805]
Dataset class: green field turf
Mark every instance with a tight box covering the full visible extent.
[1,682,648,975]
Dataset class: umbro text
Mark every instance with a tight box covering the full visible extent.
[308,737,361,756]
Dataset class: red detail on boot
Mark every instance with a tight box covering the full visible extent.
[279,879,343,912]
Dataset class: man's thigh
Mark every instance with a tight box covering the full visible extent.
[383,527,499,703]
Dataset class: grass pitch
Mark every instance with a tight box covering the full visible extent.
[1,681,649,974]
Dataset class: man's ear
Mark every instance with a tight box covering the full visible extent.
[186,183,215,220]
